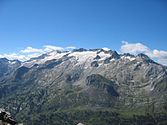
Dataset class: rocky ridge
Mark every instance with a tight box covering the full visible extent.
[0,48,167,125]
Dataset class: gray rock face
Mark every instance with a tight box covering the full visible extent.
[0,49,167,124]
[0,58,21,78]
[86,74,119,96]
[91,61,99,67]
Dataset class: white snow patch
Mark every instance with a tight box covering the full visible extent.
[150,86,154,91]
[68,51,97,63]
[137,61,140,64]
[44,51,68,61]
[98,63,103,66]
[110,58,115,62]
[22,51,68,67]
[8,61,16,64]
[102,47,110,51]
[98,51,111,61]
[77,123,84,125]
[121,56,136,61]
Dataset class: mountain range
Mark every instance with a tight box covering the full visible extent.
[0,48,167,125]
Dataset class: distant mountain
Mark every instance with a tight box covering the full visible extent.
[0,48,167,125]
[0,58,21,79]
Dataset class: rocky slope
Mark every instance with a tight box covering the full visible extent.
[0,48,167,125]
[0,58,21,78]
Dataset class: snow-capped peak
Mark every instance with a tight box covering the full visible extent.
[68,51,97,63]
[102,47,110,51]
[22,50,69,67]
[21,48,155,68]
[22,48,117,67]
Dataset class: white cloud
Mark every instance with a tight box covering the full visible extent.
[0,53,28,61]
[1,42,166,66]
[0,45,76,62]
[152,49,167,58]
[0,52,45,61]
[120,41,167,66]
[157,58,167,66]
[20,47,43,53]
[121,41,150,54]
[43,45,64,52]
[66,46,76,50]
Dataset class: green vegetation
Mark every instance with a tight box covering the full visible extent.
[15,108,167,125]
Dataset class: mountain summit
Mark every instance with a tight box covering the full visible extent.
[0,48,167,125]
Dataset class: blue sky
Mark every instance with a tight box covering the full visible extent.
[0,0,167,65]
